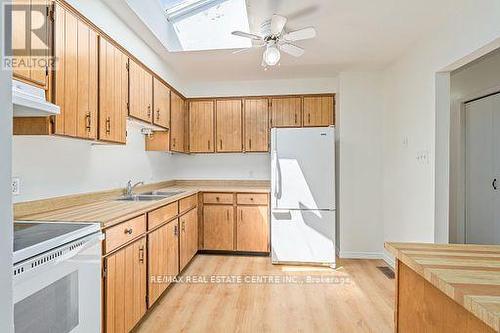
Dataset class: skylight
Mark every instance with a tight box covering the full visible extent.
[161,0,252,52]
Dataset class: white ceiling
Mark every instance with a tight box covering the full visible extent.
[127,0,455,82]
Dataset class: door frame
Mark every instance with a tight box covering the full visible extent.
[454,86,500,243]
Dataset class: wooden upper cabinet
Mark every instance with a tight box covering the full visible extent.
[129,59,153,123]
[153,78,170,128]
[189,100,215,153]
[243,98,269,152]
[105,237,147,333]
[203,205,234,250]
[170,91,186,153]
[270,97,302,128]
[147,219,179,307]
[98,37,128,144]
[303,96,335,127]
[53,4,98,140]
[12,0,50,89]
[180,208,198,271]
[216,99,242,152]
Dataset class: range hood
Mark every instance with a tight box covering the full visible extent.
[12,79,60,117]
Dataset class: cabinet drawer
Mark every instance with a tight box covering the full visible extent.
[180,194,197,213]
[105,215,146,253]
[203,193,233,204]
[237,193,268,205]
[148,202,179,230]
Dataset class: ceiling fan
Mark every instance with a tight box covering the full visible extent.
[231,14,316,69]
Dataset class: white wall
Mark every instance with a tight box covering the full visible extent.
[172,153,270,180]
[13,121,177,202]
[382,0,500,255]
[449,49,500,243]
[1,0,14,329]
[337,72,385,259]
[186,77,338,98]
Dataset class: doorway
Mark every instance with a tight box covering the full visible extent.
[465,92,500,244]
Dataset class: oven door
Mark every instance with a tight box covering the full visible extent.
[13,232,102,333]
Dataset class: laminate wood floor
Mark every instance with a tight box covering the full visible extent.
[135,255,394,333]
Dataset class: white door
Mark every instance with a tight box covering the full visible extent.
[271,127,335,210]
[465,93,500,245]
[271,209,335,264]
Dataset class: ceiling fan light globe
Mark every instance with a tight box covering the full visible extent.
[263,45,281,66]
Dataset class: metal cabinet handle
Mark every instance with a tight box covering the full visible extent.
[307,113,311,124]
[216,196,220,201]
[182,221,185,231]
[240,209,243,220]
[105,117,111,134]
[220,139,222,150]
[124,228,133,235]
[226,209,229,220]
[493,178,498,190]
[174,225,178,236]
[172,138,176,147]
[249,138,252,150]
[208,140,211,150]
[139,245,144,263]
[294,113,297,124]
[85,112,91,132]
[147,105,151,117]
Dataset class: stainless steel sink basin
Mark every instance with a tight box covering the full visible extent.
[139,191,183,197]
[115,195,168,202]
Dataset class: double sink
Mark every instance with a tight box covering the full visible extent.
[116,191,183,202]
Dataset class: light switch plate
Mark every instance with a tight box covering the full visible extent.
[12,177,20,195]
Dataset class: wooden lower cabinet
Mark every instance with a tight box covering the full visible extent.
[179,207,198,270]
[203,205,234,250]
[202,192,270,252]
[104,237,147,333]
[147,219,179,307]
[236,206,269,252]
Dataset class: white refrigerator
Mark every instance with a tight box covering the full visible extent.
[271,126,336,266]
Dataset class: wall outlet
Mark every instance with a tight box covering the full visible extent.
[12,177,20,195]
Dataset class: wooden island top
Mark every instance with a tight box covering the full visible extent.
[386,242,500,332]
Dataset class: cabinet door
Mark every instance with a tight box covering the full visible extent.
[147,220,179,307]
[203,205,233,250]
[170,91,186,152]
[303,96,334,127]
[216,99,242,152]
[236,206,269,252]
[270,97,302,128]
[12,0,49,88]
[105,237,147,333]
[153,78,170,128]
[99,37,128,143]
[243,98,269,152]
[180,208,198,270]
[129,59,153,123]
[189,100,215,153]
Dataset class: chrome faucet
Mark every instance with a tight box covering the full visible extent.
[125,180,144,196]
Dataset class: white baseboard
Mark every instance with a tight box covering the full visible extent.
[338,251,384,260]
[382,252,395,268]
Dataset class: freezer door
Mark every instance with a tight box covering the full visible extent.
[271,209,335,264]
[271,127,335,210]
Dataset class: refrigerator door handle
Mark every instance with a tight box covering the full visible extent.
[272,150,279,199]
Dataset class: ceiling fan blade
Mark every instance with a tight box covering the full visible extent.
[279,43,304,57]
[283,27,316,42]
[270,14,287,35]
[231,31,262,41]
